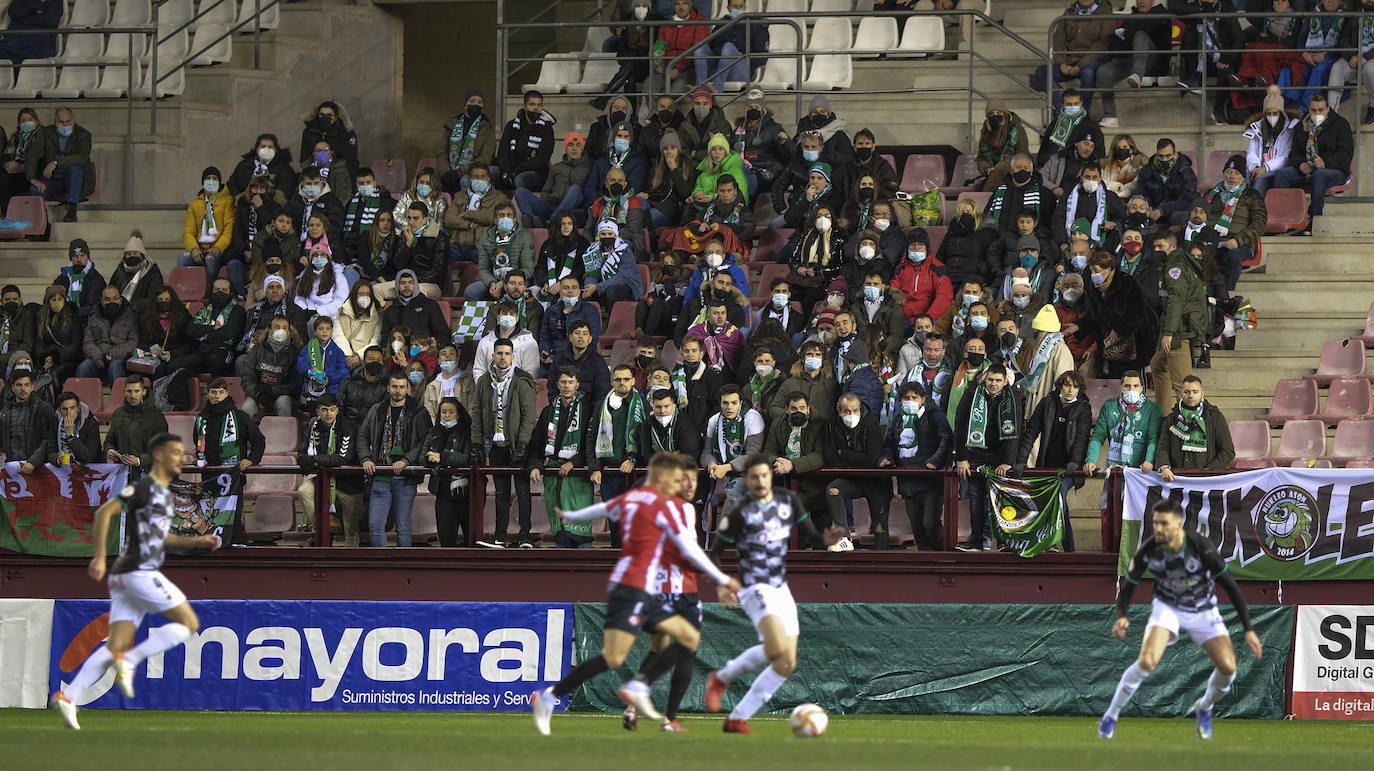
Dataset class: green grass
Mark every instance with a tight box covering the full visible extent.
[3,709,1372,771]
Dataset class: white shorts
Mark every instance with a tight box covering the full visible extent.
[1145,597,1229,647]
[739,582,799,640]
[108,570,188,626]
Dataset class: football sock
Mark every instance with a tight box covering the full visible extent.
[729,665,787,721]
[639,643,689,684]
[718,644,768,684]
[665,650,695,721]
[552,654,609,698]
[1105,662,1151,720]
[631,650,661,684]
[62,646,113,703]
[123,623,191,668]
[1197,669,1236,711]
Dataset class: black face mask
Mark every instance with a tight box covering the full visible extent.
[101,302,122,319]
[610,110,627,125]
[124,257,141,269]
[636,354,654,368]
[987,114,1004,129]
[1125,211,1148,225]
[156,301,172,313]
[809,112,830,126]
[1001,331,1018,349]
[746,107,762,122]
[266,261,283,274]
[1156,156,1175,170]
[2,301,16,315]
[1113,147,1132,162]
[858,188,874,202]
[856,147,874,162]
[1153,248,1170,260]
[465,104,481,119]
[954,213,975,232]
[211,291,232,308]
[315,115,335,130]
[364,361,384,378]
[788,411,809,427]
[599,236,616,250]
[607,182,626,196]
[966,352,986,367]
[1012,169,1033,186]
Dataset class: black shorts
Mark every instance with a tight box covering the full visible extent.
[656,592,702,629]
[605,583,676,634]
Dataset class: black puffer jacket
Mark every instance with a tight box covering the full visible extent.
[1014,393,1092,473]
[938,216,999,288]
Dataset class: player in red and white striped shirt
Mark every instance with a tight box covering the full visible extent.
[530,452,741,736]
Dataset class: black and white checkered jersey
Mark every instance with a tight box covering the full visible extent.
[1123,529,1228,613]
[110,476,175,574]
[716,488,809,589]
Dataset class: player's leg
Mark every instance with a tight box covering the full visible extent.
[728,614,798,727]
[533,604,639,734]
[1193,627,1239,739]
[623,632,671,731]
[620,614,697,720]
[1101,623,1173,736]
[707,585,771,712]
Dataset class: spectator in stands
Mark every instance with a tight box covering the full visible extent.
[360,371,433,548]
[54,238,103,320]
[193,378,265,473]
[1036,89,1100,167]
[554,319,612,406]
[464,202,534,302]
[1273,90,1353,232]
[4,350,53,406]
[1016,305,1075,411]
[587,97,637,163]
[840,130,898,204]
[976,100,1029,192]
[354,211,400,285]
[581,220,643,305]
[821,390,886,546]
[295,245,351,319]
[1285,0,1343,113]
[0,367,52,471]
[76,286,135,383]
[986,154,1054,236]
[588,364,648,533]
[636,253,688,338]
[952,362,1019,551]
[732,89,791,196]
[238,275,309,365]
[641,386,703,460]
[418,342,467,421]
[638,132,693,228]
[685,299,745,377]
[300,101,358,175]
[998,280,1047,340]
[893,230,952,325]
[683,237,748,305]
[378,209,445,301]
[767,339,836,424]
[936,279,997,338]
[231,176,287,293]
[239,315,300,417]
[308,141,354,203]
[784,203,846,312]
[856,200,903,265]
[33,284,79,386]
[1327,4,1374,124]
[1116,224,1160,304]
[390,167,447,236]
[185,278,246,377]
[1035,0,1115,110]
[945,335,989,422]
[447,166,508,262]
[1121,195,1157,242]
[337,346,388,426]
[1201,155,1267,290]
[740,342,783,410]
[514,132,589,228]
[1039,131,1100,200]
[473,337,538,548]
[102,375,166,469]
[298,316,350,411]
[528,366,597,548]
[599,0,656,114]
[853,269,906,359]
[473,299,539,381]
[837,337,882,416]
[699,382,763,503]
[690,134,749,206]
[763,391,830,541]
[647,0,708,97]
[841,228,889,291]
[0,0,59,63]
[705,0,768,93]
[683,177,756,253]
[896,330,952,408]
[498,90,557,192]
[488,268,543,336]
[539,275,601,367]
[672,335,724,426]
[380,267,448,343]
[584,166,649,254]
[129,286,192,382]
[680,89,732,162]
[1095,0,1174,127]
[422,396,475,547]
[797,96,854,173]
[1154,374,1235,481]
[333,282,381,370]
[1135,138,1199,227]
[228,133,296,197]
[584,122,650,211]
[0,108,36,210]
[938,198,999,288]
[640,96,683,159]
[896,315,938,375]
[288,166,345,237]
[438,90,497,194]
[1149,230,1205,405]
[341,167,397,262]
[49,390,99,466]
[1012,370,1090,551]
[25,107,91,223]
[297,394,362,544]
[301,213,340,274]
[880,381,951,550]
[250,215,299,295]
[1246,86,1299,196]
[1083,369,1162,480]
[989,216,1052,296]
[1101,134,1147,200]
[1053,271,1099,378]
[1051,162,1125,254]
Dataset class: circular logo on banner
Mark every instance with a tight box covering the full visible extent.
[1253,485,1319,561]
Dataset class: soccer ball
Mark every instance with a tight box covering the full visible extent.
[789,703,828,737]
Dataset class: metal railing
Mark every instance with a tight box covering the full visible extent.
[497,7,1053,157]
[1048,9,1371,196]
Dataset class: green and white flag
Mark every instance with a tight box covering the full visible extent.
[451,300,492,343]
[981,466,1065,557]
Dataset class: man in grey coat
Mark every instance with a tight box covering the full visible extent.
[471,337,538,548]
[75,285,138,383]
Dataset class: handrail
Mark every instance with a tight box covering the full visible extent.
[1047,9,1372,196]
[503,0,621,87]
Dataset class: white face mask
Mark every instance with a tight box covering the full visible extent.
[705,253,723,268]
[391,340,404,353]
[270,329,289,345]
[815,216,831,232]
[873,218,890,231]
[841,413,860,429]
[1081,179,1100,193]
[755,364,774,378]
[858,245,876,261]
[257,146,276,163]
[1311,113,1327,126]
[356,295,371,309]
[608,394,623,410]
[1266,114,1281,127]
[633,5,648,19]
[656,413,673,427]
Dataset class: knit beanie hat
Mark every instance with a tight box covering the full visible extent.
[1031,304,1061,333]
[1262,84,1284,114]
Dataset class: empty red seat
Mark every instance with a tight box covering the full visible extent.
[1327,172,1355,196]
[1228,419,1272,462]
[535,380,550,416]
[168,265,208,300]
[939,154,979,198]
[608,338,635,367]
[1264,188,1307,233]
[527,227,548,256]
[63,377,103,415]
[754,228,793,263]
[1344,459,1374,468]
[259,416,299,455]
[660,338,680,367]
[601,301,635,349]
[222,376,248,409]
[1317,377,1372,426]
[758,263,790,295]
[369,158,408,196]
[1306,338,1367,386]
[901,153,946,192]
[1329,419,1374,463]
[1356,301,1374,346]
[1291,459,1333,468]
[1270,419,1326,464]
[922,225,947,254]
[1204,149,1245,186]
[416,157,437,173]
[1084,379,1118,420]
[246,494,295,542]
[0,196,47,239]
[1259,378,1318,427]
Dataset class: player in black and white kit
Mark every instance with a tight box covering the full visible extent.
[703,453,842,734]
[51,433,216,730]
[1099,499,1263,741]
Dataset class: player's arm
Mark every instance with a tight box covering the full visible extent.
[708,500,742,569]
[669,529,737,590]
[559,500,614,522]
[1110,542,1152,637]
[86,498,125,581]
[1210,550,1263,658]
[790,490,844,547]
[165,532,220,551]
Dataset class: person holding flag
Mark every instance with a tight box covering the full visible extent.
[529,367,596,548]
[953,363,1021,552]
[1010,370,1092,553]
[590,364,648,548]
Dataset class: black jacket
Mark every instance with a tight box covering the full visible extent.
[1169,0,1243,67]
[422,409,475,500]
[241,297,312,350]
[525,394,593,469]
[194,401,265,466]
[242,340,301,402]
[231,193,287,258]
[358,397,433,470]
[228,148,298,196]
[34,311,82,369]
[1050,186,1126,250]
[1285,112,1354,178]
[880,403,953,495]
[106,261,165,315]
[636,412,704,463]
[938,218,1000,287]
[953,385,1022,467]
[54,265,105,320]
[187,301,247,357]
[103,400,168,468]
[50,402,101,465]
[336,367,391,426]
[394,226,452,290]
[0,304,37,371]
[822,405,886,494]
[553,345,612,407]
[497,109,557,179]
[298,417,362,495]
[0,395,53,465]
[300,114,359,171]
[675,361,724,429]
[380,293,451,346]
[286,190,346,238]
[1014,394,1092,472]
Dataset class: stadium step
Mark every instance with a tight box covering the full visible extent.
[1235,275,1374,317]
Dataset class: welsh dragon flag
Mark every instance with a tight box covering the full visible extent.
[0,462,127,557]
[980,466,1066,557]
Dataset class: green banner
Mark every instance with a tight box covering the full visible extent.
[571,603,1292,718]
[983,467,1065,557]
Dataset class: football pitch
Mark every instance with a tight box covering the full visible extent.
[3,710,1372,771]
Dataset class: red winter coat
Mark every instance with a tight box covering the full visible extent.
[658,10,708,76]
[894,257,953,323]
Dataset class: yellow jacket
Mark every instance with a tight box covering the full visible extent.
[183,189,236,252]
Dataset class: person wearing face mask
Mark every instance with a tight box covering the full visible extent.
[1012,304,1075,414]
[588,97,637,166]
[676,88,730,164]
[292,245,350,319]
[178,166,238,286]
[0,107,42,209]
[465,202,536,301]
[307,140,354,202]
[990,215,1054,296]
[239,275,312,367]
[677,255,748,340]
[998,279,1047,339]
[1032,0,1114,110]
[891,229,953,326]
[851,269,905,360]
[419,342,472,422]
[705,0,769,93]
[249,215,302,300]
[640,97,685,165]
[1086,248,1158,378]
[437,89,496,194]
[446,166,509,260]
[1011,370,1092,551]
[584,167,650,257]
[240,316,302,417]
[296,316,350,412]
[497,90,557,192]
[795,95,854,170]
[782,200,846,312]
[286,167,345,238]
[1083,369,1163,485]
[838,128,898,203]
[766,340,837,425]
[638,387,704,467]
[935,280,999,340]
[473,292,541,380]
[1146,228,1205,404]
[228,133,296,196]
[1035,89,1102,169]
[1244,86,1299,197]
[339,169,397,273]
[669,336,725,427]
[337,346,391,426]
[1118,194,1158,242]
[299,100,358,175]
[761,391,831,541]
[976,99,1030,193]
[688,132,750,206]
[879,381,953,550]
[332,282,382,371]
[1200,155,1267,290]
[232,176,288,286]
[598,0,656,116]
[585,119,650,200]
[1113,226,1160,310]
[389,168,447,235]
[54,238,105,320]
[75,286,136,383]
[1273,89,1353,231]
[184,277,247,377]
[937,199,999,289]
[1099,135,1146,200]
[730,88,791,195]
[25,107,93,222]
[837,338,884,416]
[1134,138,1199,227]
[471,337,538,548]
[392,203,453,297]
[1052,162,1125,254]
[986,153,1055,235]
[420,397,475,547]
[822,392,889,548]
[296,394,365,545]
[578,219,642,306]
[539,275,602,367]
[514,132,591,229]
[646,0,709,97]
[1052,271,1100,378]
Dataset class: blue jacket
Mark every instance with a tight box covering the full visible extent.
[841,364,884,416]
[582,150,650,204]
[587,242,643,299]
[296,338,351,395]
[539,297,602,360]
[682,256,751,305]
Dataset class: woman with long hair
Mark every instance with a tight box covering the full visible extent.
[135,286,195,378]
[642,132,695,228]
[358,209,401,282]
[294,243,350,318]
[392,166,447,226]
[333,280,382,370]
[783,204,847,312]
[1101,134,1147,199]
[531,210,588,299]
[34,285,82,385]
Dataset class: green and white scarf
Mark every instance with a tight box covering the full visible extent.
[648,416,677,452]
[784,424,803,460]
[1204,180,1245,236]
[965,384,1020,450]
[195,409,242,465]
[306,337,330,397]
[199,193,219,244]
[545,394,584,460]
[1065,183,1107,244]
[979,122,1020,167]
[1119,253,1140,275]
[67,267,86,306]
[670,363,694,408]
[897,409,923,459]
[448,115,484,168]
[0,314,10,354]
[747,370,777,411]
[1305,14,1343,50]
[582,238,622,283]
[595,389,645,459]
[988,182,1041,223]
[703,200,742,224]
[491,365,512,440]
[600,191,635,224]
[1023,332,1064,394]
[711,412,747,463]
[1108,398,1146,466]
[1305,117,1323,166]
[1169,399,1208,454]
[194,301,234,330]
[344,191,383,236]
[1047,110,1084,148]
